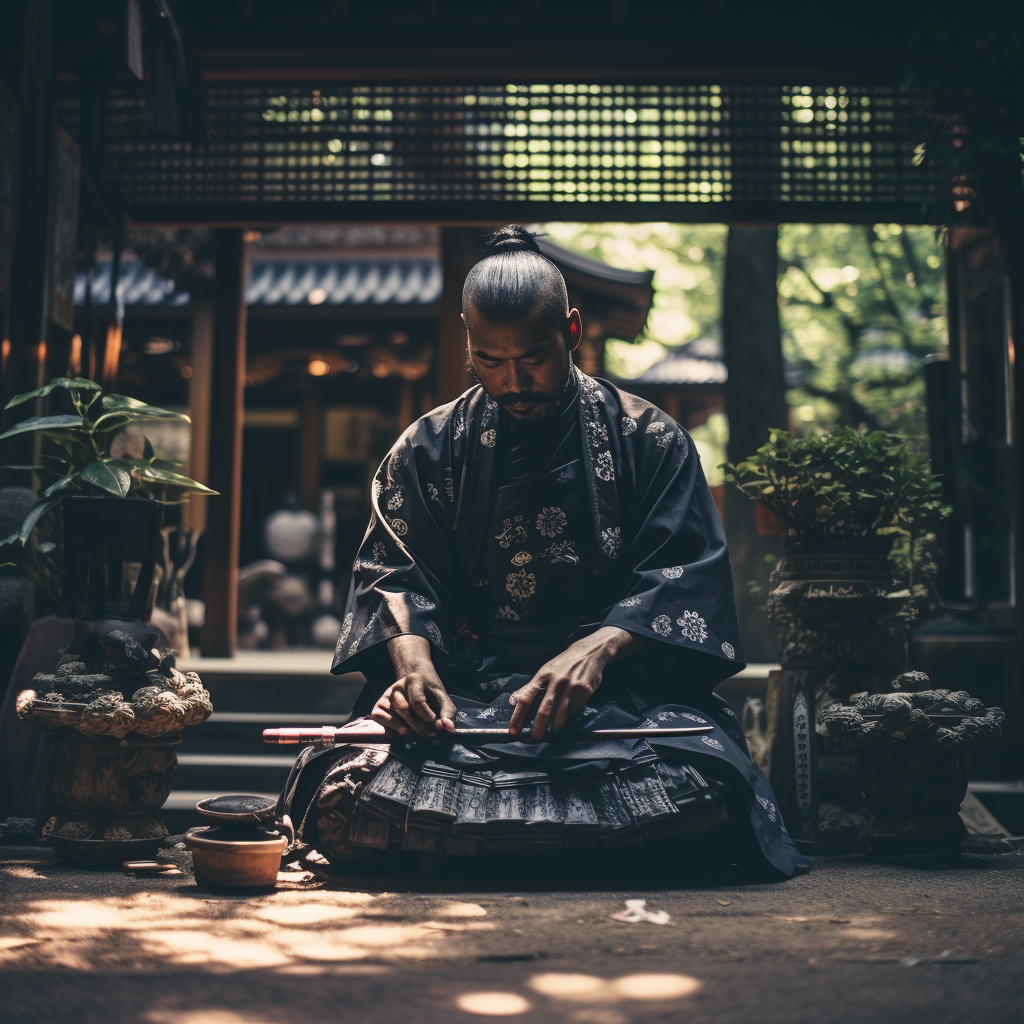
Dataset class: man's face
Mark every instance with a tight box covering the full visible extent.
[464,304,582,420]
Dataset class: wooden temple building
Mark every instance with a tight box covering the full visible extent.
[0,3,1020,779]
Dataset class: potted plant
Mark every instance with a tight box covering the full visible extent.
[723,428,951,843]
[1,377,217,864]
[724,427,951,686]
[1,376,216,616]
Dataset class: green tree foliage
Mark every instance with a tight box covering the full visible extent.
[545,221,947,481]
[778,224,947,440]
[542,222,727,378]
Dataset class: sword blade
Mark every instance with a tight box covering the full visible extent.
[262,724,713,745]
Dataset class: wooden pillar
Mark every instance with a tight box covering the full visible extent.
[3,0,54,415]
[436,227,479,404]
[200,231,248,657]
[182,302,213,534]
[297,393,322,513]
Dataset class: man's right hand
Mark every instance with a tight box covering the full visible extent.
[374,634,456,736]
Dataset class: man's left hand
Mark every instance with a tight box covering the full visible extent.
[508,626,642,739]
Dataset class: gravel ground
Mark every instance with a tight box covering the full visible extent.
[1,843,1022,1024]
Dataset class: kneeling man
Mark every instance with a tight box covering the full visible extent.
[280,226,801,876]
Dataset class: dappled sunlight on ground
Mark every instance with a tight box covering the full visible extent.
[455,972,702,1017]
[456,991,533,1015]
[2,887,499,973]
[2,847,1022,1024]
[147,1013,282,1024]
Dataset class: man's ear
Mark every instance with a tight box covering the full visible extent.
[567,308,583,351]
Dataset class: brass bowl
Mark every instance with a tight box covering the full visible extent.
[184,826,288,888]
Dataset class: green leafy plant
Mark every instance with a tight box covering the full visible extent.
[723,427,951,541]
[1,376,217,603]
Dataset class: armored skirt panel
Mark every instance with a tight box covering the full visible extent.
[277,694,807,878]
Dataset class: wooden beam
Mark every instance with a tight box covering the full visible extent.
[201,230,248,658]
[122,200,945,230]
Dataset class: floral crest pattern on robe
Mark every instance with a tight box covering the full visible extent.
[333,368,744,692]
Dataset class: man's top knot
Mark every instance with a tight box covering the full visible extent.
[481,224,542,257]
[463,224,567,327]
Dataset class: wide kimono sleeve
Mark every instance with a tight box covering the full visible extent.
[599,400,745,690]
[331,409,460,681]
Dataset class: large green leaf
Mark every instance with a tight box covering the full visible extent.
[93,394,190,430]
[0,415,85,442]
[137,463,218,495]
[4,377,101,410]
[43,472,82,498]
[16,497,59,543]
[82,460,132,497]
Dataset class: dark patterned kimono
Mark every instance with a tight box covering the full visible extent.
[279,368,803,877]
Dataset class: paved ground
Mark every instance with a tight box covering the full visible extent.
[1,843,1022,1024]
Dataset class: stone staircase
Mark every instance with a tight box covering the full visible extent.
[165,652,363,834]
[164,654,776,835]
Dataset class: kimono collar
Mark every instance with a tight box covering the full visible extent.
[498,368,581,479]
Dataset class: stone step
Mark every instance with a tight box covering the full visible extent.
[177,652,364,715]
[177,711,350,755]
[172,752,297,794]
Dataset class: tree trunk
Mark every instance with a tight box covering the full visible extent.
[721,225,789,664]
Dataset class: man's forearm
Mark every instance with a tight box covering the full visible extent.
[387,633,436,678]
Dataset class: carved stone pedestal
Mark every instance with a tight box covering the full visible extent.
[817,687,1004,857]
[765,540,913,845]
[41,730,179,866]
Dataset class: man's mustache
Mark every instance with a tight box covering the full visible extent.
[493,391,559,407]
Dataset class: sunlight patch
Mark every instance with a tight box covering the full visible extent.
[456,992,532,1015]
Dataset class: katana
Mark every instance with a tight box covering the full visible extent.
[262,723,714,745]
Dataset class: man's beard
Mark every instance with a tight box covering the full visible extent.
[466,359,568,420]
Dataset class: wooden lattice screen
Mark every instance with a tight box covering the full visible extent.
[59,82,943,222]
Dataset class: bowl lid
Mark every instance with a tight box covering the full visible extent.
[195,794,278,822]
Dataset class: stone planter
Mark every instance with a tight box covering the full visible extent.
[16,617,212,866]
[765,539,914,828]
[40,730,181,865]
[768,539,910,690]
[817,682,1004,855]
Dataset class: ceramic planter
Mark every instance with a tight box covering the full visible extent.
[61,496,163,619]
